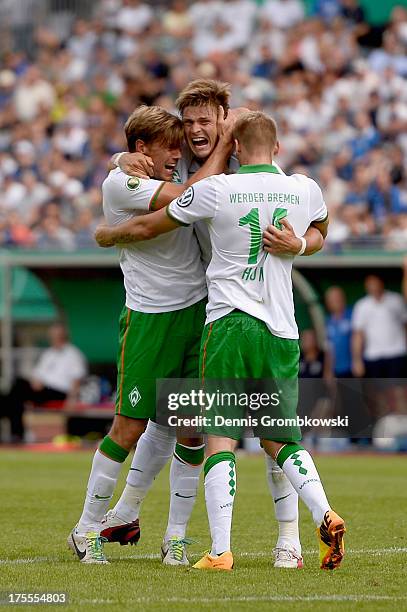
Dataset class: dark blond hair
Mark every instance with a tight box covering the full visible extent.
[233,111,278,153]
[176,79,231,116]
[125,105,184,152]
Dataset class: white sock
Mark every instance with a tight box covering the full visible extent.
[265,454,301,553]
[277,446,330,526]
[77,449,122,534]
[113,421,175,523]
[164,445,204,540]
[205,453,236,556]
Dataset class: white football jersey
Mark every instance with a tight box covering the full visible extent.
[102,168,207,313]
[168,163,327,339]
[176,150,284,265]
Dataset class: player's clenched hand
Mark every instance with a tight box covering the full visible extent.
[118,152,154,179]
[94,224,116,248]
[263,218,302,256]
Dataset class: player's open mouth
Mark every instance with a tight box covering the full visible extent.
[165,164,176,171]
[191,137,209,149]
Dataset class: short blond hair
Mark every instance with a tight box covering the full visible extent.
[124,105,184,152]
[233,111,278,153]
[176,79,231,116]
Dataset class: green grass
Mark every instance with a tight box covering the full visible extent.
[0,451,406,611]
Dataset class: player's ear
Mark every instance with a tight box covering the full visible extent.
[135,139,146,154]
[234,138,241,155]
[273,140,280,156]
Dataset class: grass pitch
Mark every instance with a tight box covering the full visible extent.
[1,450,406,611]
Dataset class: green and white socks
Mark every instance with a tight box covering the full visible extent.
[276,444,330,526]
[265,455,301,553]
[164,443,205,540]
[204,451,236,556]
[77,436,129,534]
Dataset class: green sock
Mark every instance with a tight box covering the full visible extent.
[99,435,129,463]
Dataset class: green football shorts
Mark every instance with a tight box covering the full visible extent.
[199,310,301,442]
[115,298,206,419]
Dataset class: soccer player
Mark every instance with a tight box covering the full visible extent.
[99,111,346,572]
[103,79,326,569]
[68,105,233,564]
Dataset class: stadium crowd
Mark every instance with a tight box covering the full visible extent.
[0,0,406,251]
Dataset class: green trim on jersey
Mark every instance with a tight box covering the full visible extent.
[149,182,165,211]
[166,206,189,227]
[237,164,280,175]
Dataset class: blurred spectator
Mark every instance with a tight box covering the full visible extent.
[340,0,365,25]
[0,323,87,443]
[318,163,350,244]
[299,329,325,378]
[67,19,97,60]
[324,284,360,442]
[13,65,55,121]
[74,208,98,249]
[342,164,375,237]
[162,1,192,38]
[312,0,340,22]
[0,173,27,212]
[368,30,407,77]
[35,215,75,251]
[349,111,380,160]
[351,275,407,378]
[261,0,304,29]
[115,0,153,35]
[0,69,16,108]
[298,329,332,431]
[368,170,407,226]
[325,286,352,378]
[251,44,278,80]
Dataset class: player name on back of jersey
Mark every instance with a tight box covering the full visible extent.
[229,192,300,205]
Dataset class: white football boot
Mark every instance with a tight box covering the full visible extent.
[161,536,193,566]
[67,525,109,564]
[273,547,304,568]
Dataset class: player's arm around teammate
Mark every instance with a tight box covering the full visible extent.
[94,179,328,259]
[95,107,235,247]
[99,135,327,258]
